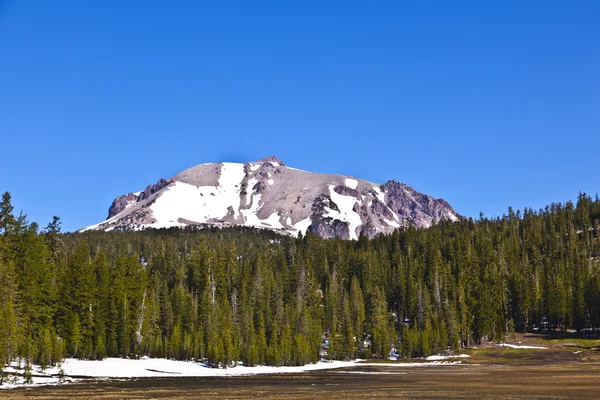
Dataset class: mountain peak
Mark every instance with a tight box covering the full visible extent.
[82,158,460,237]
[257,155,285,166]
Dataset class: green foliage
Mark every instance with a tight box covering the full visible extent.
[24,361,33,385]
[1,190,600,368]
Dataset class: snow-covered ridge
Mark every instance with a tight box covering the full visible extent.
[81,156,461,239]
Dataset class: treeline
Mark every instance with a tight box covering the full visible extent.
[1,191,600,371]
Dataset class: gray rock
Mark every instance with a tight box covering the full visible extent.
[107,193,138,219]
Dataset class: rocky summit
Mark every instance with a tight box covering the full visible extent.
[81,156,460,239]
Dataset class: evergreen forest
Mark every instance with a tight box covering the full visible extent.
[1,191,600,372]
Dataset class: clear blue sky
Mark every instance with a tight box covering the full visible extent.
[1,1,599,232]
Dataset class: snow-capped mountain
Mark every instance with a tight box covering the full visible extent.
[81,156,460,239]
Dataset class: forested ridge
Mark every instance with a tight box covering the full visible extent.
[1,191,600,373]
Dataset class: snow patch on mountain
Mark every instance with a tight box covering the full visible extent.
[152,162,244,226]
[328,185,362,240]
[345,178,358,190]
[293,217,312,235]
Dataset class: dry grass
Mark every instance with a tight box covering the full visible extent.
[7,364,600,399]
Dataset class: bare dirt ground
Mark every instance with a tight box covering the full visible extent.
[6,333,600,400]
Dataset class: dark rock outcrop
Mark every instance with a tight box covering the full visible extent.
[107,193,138,219]
[138,178,173,202]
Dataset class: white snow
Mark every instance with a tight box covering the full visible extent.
[327,185,362,240]
[331,371,408,375]
[447,212,459,222]
[80,214,121,232]
[217,163,247,216]
[0,362,80,390]
[240,191,262,222]
[367,186,404,226]
[239,189,284,231]
[345,178,358,190]
[0,358,357,389]
[373,186,386,203]
[50,358,351,377]
[261,211,284,229]
[250,163,260,171]
[356,361,467,367]
[496,343,548,349]
[1,356,475,390]
[267,179,275,185]
[149,163,245,227]
[426,354,470,361]
[286,167,308,172]
[292,217,312,235]
[383,218,401,228]
[0,376,78,390]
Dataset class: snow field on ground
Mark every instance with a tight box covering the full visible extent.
[426,354,470,361]
[496,343,548,349]
[1,355,475,390]
[356,361,467,367]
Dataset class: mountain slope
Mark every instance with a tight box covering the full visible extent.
[82,156,460,239]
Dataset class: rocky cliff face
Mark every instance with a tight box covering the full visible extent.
[107,178,174,219]
[82,156,460,239]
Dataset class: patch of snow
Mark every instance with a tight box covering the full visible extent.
[383,218,400,228]
[0,376,79,390]
[327,185,362,240]
[446,212,459,222]
[0,362,80,390]
[426,354,470,361]
[267,179,274,185]
[496,343,548,349]
[246,176,258,188]
[148,163,245,227]
[292,217,312,235]
[357,361,466,367]
[238,189,284,231]
[372,187,389,207]
[2,356,473,389]
[240,192,262,224]
[345,178,358,190]
[372,186,400,222]
[261,211,284,229]
[287,167,308,172]
[149,165,242,227]
[80,214,121,232]
[2,358,357,387]
[250,163,260,171]
[330,371,408,375]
